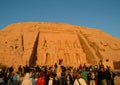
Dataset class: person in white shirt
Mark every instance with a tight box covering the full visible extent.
[73,73,87,85]
[21,73,33,85]
[48,73,58,85]
[48,77,53,85]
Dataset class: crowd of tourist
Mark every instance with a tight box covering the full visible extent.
[0,62,116,85]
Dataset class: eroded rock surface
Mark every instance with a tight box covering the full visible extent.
[0,22,120,69]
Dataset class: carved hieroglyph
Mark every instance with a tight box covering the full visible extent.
[0,22,120,69]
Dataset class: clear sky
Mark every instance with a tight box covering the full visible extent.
[0,0,120,38]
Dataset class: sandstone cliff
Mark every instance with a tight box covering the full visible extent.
[0,22,120,69]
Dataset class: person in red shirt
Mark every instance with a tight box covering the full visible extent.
[36,72,46,85]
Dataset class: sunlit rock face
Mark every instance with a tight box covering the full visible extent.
[0,22,120,69]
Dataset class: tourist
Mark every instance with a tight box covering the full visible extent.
[65,69,73,85]
[98,67,107,85]
[88,68,96,85]
[30,70,37,85]
[73,72,87,85]
[21,73,33,85]
[36,72,46,85]
[81,68,88,84]
[0,68,5,85]
[106,66,115,85]
[18,65,23,76]
[48,73,58,85]
[12,71,20,85]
